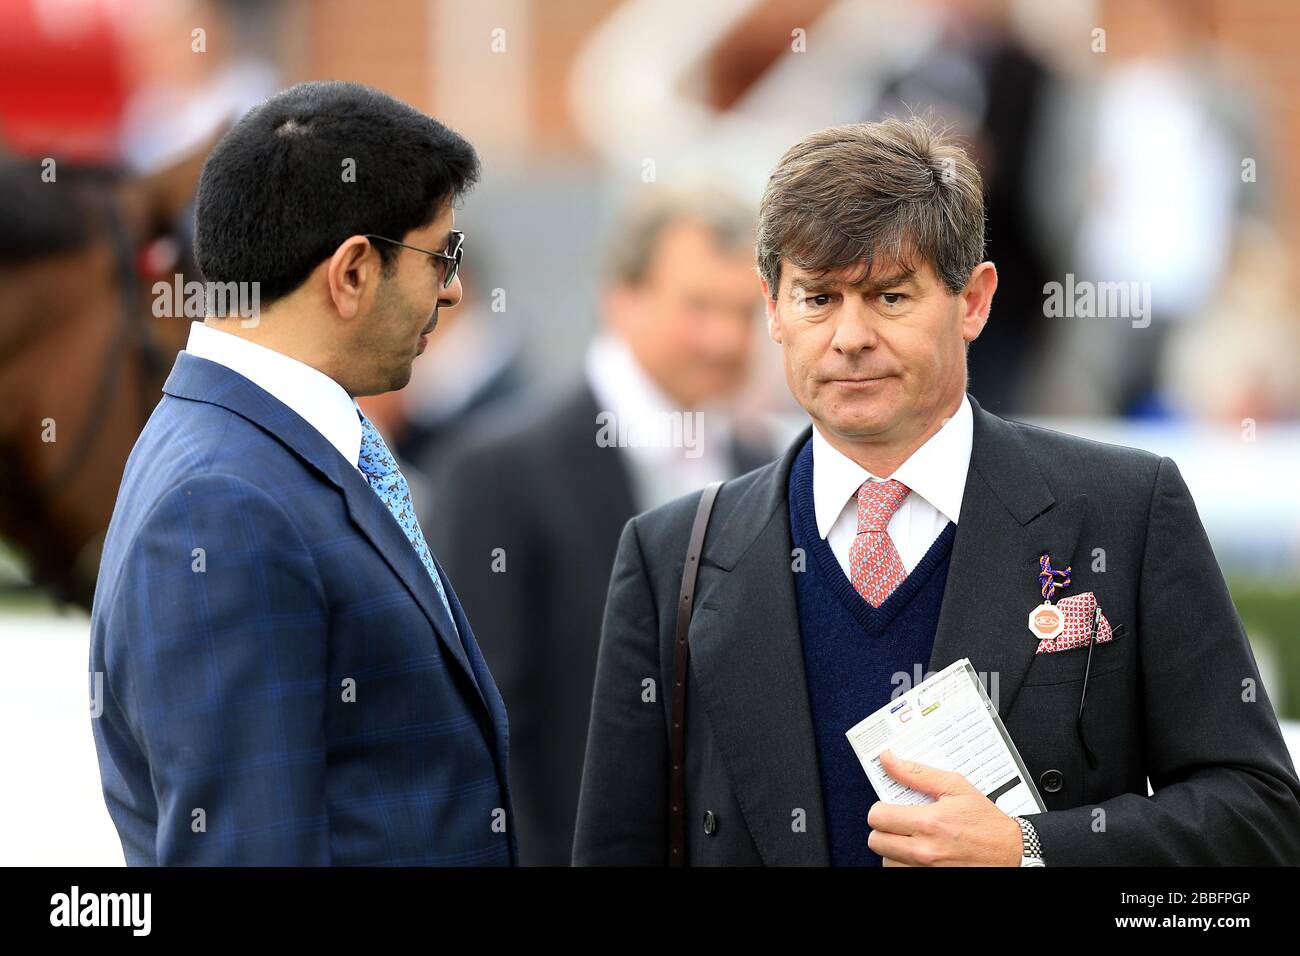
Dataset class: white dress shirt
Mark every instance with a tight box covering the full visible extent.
[184,321,364,472]
[813,393,973,576]
[584,332,734,512]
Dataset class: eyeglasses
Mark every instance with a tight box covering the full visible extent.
[363,230,464,288]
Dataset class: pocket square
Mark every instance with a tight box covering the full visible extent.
[1035,591,1114,654]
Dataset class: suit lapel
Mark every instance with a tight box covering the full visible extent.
[682,392,1089,864]
[162,352,487,714]
[928,394,1088,719]
[339,472,485,704]
[689,434,831,865]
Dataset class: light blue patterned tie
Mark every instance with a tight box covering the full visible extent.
[357,413,458,634]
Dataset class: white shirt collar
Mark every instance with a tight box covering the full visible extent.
[811,392,973,538]
[184,321,364,471]
[583,331,733,464]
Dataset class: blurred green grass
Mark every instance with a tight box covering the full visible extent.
[1228,574,1300,721]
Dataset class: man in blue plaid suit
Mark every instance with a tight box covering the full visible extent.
[89,82,516,865]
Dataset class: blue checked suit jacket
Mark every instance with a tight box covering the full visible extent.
[90,351,517,866]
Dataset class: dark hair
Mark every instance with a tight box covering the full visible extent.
[194,80,480,306]
[757,115,984,299]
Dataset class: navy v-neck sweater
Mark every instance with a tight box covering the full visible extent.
[788,437,957,866]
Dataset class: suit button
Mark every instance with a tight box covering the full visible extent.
[1040,769,1064,793]
[703,810,717,836]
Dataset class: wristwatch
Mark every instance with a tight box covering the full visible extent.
[1015,815,1045,866]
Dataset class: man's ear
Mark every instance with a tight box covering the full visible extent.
[959,261,997,344]
[759,274,782,344]
[327,235,380,320]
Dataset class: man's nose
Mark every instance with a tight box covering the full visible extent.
[439,273,463,310]
[830,300,878,354]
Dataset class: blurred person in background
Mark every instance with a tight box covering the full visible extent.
[1026,0,1269,418]
[869,0,1057,418]
[427,185,772,865]
[1160,221,1300,423]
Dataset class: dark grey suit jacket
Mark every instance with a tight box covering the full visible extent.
[573,392,1300,865]
[428,383,770,866]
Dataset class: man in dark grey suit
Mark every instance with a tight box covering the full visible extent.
[574,117,1300,866]
[430,186,771,865]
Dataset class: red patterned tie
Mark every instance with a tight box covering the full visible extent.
[848,478,911,606]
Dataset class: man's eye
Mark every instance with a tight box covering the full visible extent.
[880,292,906,306]
[805,294,834,307]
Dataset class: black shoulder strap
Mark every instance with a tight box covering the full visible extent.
[669,480,723,866]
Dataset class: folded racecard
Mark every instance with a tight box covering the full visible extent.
[845,658,1046,816]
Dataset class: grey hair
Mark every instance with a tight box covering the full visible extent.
[603,184,755,286]
[756,115,985,299]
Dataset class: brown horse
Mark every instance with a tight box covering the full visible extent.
[0,144,211,608]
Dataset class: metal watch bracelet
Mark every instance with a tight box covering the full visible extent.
[1016,815,1045,866]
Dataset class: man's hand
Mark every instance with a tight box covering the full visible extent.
[867,750,1023,866]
